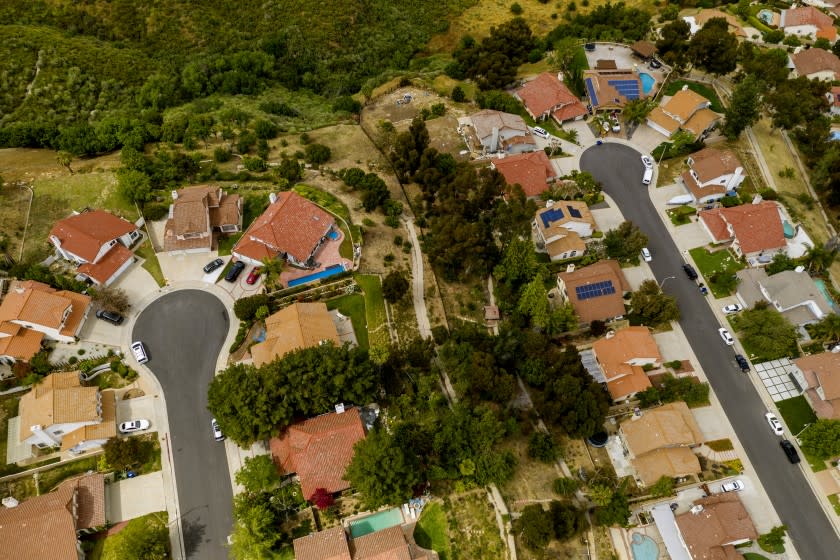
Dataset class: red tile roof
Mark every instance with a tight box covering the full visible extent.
[492,151,557,198]
[50,210,137,262]
[270,407,366,499]
[0,321,44,361]
[77,244,133,285]
[351,526,413,560]
[556,260,630,324]
[234,192,334,263]
[517,73,582,117]
[553,102,588,122]
[782,6,834,28]
[699,201,786,255]
[294,526,352,560]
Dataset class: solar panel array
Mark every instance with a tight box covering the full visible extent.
[608,79,640,100]
[567,205,582,218]
[540,207,565,228]
[585,78,599,107]
[575,280,616,300]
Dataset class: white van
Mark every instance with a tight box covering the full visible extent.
[532,126,549,139]
[130,341,149,364]
[642,168,653,185]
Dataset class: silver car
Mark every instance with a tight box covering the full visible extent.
[721,480,744,492]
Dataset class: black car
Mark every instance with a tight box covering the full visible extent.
[225,260,246,282]
[683,263,698,280]
[584,43,595,52]
[649,58,662,69]
[735,354,750,372]
[95,309,124,325]
[203,258,225,273]
[780,439,801,464]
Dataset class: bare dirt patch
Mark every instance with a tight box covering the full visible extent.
[501,437,563,505]
[424,114,470,159]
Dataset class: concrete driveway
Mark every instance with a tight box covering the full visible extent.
[116,394,157,429]
[108,471,167,522]
[157,252,225,284]
[581,142,839,560]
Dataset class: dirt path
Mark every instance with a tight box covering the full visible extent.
[405,217,431,340]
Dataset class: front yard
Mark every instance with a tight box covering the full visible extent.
[688,247,745,297]
[667,205,696,226]
[775,396,816,434]
[86,511,169,560]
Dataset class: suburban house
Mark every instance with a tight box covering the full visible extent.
[698,201,787,266]
[18,371,116,454]
[0,472,106,560]
[0,280,91,343]
[680,148,746,204]
[683,9,747,37]
[270,406,366,500]
[793,351,840,418]
[663,493,757,560]
[555,260,630,325]
[0,321,44,366]
[466,109,535,154]
[233,192,335,267]
[736,268,832,327]
[789,47,840,81]
[619,401,703,486]
[163,185,242,253]
[250,302,341,366]
[826,86,840,115]
[533,200,596,261]
[592,326,661,401]
[583,68,645,111]
[514,72,588,123]
[781,6,837,42]
[293,524,436,560]
[490,151,558,198]
[629,40,657,60]
[646,87,720,139]
[49,210,141,286]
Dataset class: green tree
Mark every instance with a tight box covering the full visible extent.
[382,270,410,303]
[622,98,657,126]
[810,314,840,343]
[723,75,762,140]
[451,85,466,102]
[304,143,331,165]
[116,515,170,560]
[593,486,631,527]
[588,483,613,506]
[92,285,131,314]
[117,169,151,203]
[275,158,303,182]
[689,18,739,75]
[550,500,585,540]
[515,504,554,549]
[766,253,797,275]
[518,273,552,329]
[233,294,270,321]
[758,526,788,554]
[799,419,840,459]
[803,244,837,273]
[553,477,580,497]
[56,151,74,175]
[103,436,148,472]
[649,476,675,498]
[528,431,558,463]
[229,494,281,560]
[260,257,284,291]
[733,304,799,361]
[604,221,648,263]
[494,236,543,302]
[234,455,281,493]
[345,428,421,508]
[656,19,691,72]
[630,280,680,327]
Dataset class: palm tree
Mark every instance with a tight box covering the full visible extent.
[811,314,840,343]
[261,257,285,290]
[804,244,837,273]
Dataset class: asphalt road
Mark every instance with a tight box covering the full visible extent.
[580,143,839,560]
[133,290,232,560]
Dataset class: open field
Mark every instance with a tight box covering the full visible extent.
[500,436,561,504]
[420,491,506,560]
[414,502,451,560]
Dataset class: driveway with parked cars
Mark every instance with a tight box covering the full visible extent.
[581,142,839,560]
[132,289,232,560]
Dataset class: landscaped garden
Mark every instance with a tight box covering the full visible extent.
[667,205,696,226]
[86,512,169,560]
[688,247,745,297]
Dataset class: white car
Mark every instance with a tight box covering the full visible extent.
[721,480,745,493]
[611,122,621,133]
[718,328,734,345]
[130,341,148,364]
[601,121,610,133]
[120,419,150,433]
[641,155,653,169]
[532,126,549,139]
[722,304,743,314]
[765,412,784,436]
[212,418,225,441]
[641,247,652,262]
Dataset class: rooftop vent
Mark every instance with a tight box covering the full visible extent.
[335,403,346,414]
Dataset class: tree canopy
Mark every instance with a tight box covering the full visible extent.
[345,427,422,508]
[799,419,840,459]
[604,221,648,263]
[630,280,680,327]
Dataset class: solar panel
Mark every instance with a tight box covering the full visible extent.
[575,280,616,300]
[608,79,641,101]
[585,78,599,107]
[540,207,565,228]
[567,205,582,219]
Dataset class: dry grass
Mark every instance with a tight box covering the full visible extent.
[431,75,477,100]
[425,114,470,159]
[500,436,562,505]
[437,274,487,325]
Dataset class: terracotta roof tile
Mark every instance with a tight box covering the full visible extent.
[492,151,557,198]
[49,210,137,262]
[58,472,107,529]
[632,447,702,486]
[662,88,710,122]
[0,321,44,361]
[556,260,630,323]
[682,171,726,202]
[251,303,341,366]
[545,233,586,258]
[699,201,785,254]
[210,193,242,228]
[234,192,334,263]
[683,108,721,137]
[19,372,102,441]
[676,493,758,559]
[516,73,582,117]
[469,109,528,140]
[790,48,840,79]
[782,6,834,28]
[795,352,840,400]
[0,287,72,329]
[552,102,588,122]
[270,407,366,499]
[622,402,703,456]
[593,326,661,400]
[689,148,743,183]
[647,107,681,135]
[55,290,91,338]
[606,369,653,401]
[77,244,133,285]
[351,526,413,560]
[294,526,352,560]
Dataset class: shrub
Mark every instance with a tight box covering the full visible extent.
[431,325,449,345]
[451,85,466,102]
[214,147,232,163]
[143,202,170,221]
[553,477,580,496]
[511,3,523,15]
[253,119,278,140]
[242,156,268,172]
[528,432,558,463]
[720,195,740,207]
[233,294,270,321]
[304,143,331,165]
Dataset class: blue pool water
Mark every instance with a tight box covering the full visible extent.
[349,508,403,538]
[639,72,655,95]
[287,264,345,288]
[328,230,340,240]
[758,9,774,24]
[814,279,840,314]
[631,532,659,560]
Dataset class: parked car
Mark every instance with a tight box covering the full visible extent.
[532,126,549,139]
[718,327,734,345]
[225,261,246,282]
[246,267,262,285]
[212,418,225,441]
[682,263,698,280]
[780,439,801,464]
[203,258,225,273]
[130,341,148,364]
[611,121,621,133]
[641,247,652,262]
[722,303,743,314]
[721,480,744,492]
[641,155,653,169]
[584,43,596,52]
[96,309,124,325]
[766,412,784,436]
[650,58,662,69]
[119,419,150,433]
[735,354,750,372]
[642,167,653,185]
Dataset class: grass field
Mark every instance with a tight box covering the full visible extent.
[326,293,369,350]
[414,503,451,560]
[293,184,351,223]
[663,80,724,113]
[829,494,840,516]
[355,274,390,348]
[776,396,817,434]
[688,247,745,298]
[88,512,169,560]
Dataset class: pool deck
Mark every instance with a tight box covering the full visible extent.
[279,229,353,288]
[611,526,667,560]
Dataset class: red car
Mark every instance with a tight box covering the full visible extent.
[246,267,262,285]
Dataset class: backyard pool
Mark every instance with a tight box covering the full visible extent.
[631,532,659,560]
[328,230,340,240]
[758,9,774,24]
[814,279,840,314]
[639,72,655,95]
[286,263,346,288]
[349,507,403,538]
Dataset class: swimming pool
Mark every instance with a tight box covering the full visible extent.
[286,263,345,288]
[328,230,340,240]
[758,9,774,24]
[814,279,840,314]
[631,532,659,560]
[639,72,655,95]
[349,507,403,538]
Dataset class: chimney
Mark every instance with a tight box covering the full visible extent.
[546,199,555,208]
[795,265,805,273]
[269,192,277,205]
[335,403,346,414]
[171,190,178,200]
[752,193,763,205]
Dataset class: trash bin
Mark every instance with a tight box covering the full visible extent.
[596,140,603,146]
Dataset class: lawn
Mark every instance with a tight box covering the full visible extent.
[88,511,169,560]
[688,247,745,297]
[217,232,242,256]
[355,274,390,348]
[663,80,724,113]
[134,240,165,287]
[326,293,368,350]
[413,502,451,560]
[829,494,840,516]
[0,395,23,477]
[776,396,817,434]
[667,205,696,226]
